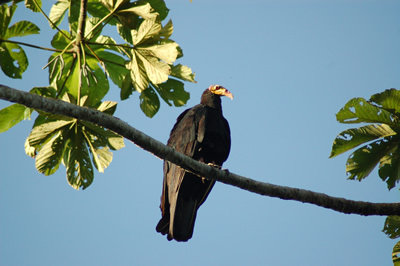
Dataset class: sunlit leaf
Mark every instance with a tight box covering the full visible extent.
[97,101,117,115]
[64,127,94,190]
[25,0,42,12]
[138,40,179,64]
[146,0,169,20]
[116,1,158,20]
[35,130,65,175]
[132,18,161,45]
[127,52,149,92]
[0,4,16,38]
[49,0,69,28]
[170,64,196,83]
[5,20,40,38]
[28,119,73,146]
[330,124,397,158]
[134,49,170,85]
[0,103,32,133]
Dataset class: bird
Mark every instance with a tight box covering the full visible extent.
[156,85,233,242]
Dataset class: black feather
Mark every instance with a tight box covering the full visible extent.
[156,87,231,241]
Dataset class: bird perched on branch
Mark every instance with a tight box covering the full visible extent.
[156,85,233,242]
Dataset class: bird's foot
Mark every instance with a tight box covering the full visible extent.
[207,162,221,169]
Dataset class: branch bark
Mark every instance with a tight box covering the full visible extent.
[1,84,400,216]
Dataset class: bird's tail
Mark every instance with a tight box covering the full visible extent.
[171,197,198,242]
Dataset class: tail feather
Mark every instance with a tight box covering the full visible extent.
[171,198,198,242]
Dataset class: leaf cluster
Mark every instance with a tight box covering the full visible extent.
[0,0,195,189]
[330,89,400,190]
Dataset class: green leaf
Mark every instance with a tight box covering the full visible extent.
[5,20,40,38]
[330,124,397,158]
[35,130,65,175]
[0,4,16,38]
[97,101,117,115]
[132,18,161,45]
[81,121,125,151]
[383,216,400,239]
[157,19,173,39]
[379,145,400,190]
[170,64,196,83]
[0,42,28,79]
[96,50,128,88]
[346,138,397,181]
[25,0,42,12]
[116,1,158,20]
[393,241,400,265]
[336,97,396,127]
[134,49,170,85]
[370,88,400,114]
[28,119,73,147]
[146,0,169,21]
[51,30,72,49]
[138,40,179,64]
[0,103,32,133]
[83,130,112,173]
[127,52,149,92]
[64,127,94,190]
[153,79,189,107]
[120,72,135,100]
[140,86,160,117]
[49,0,69,28]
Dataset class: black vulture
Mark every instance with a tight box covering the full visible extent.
[156,85,233,242]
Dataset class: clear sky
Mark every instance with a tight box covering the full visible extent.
[1,0,400,265]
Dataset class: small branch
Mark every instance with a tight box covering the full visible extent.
[0,39,61,52]
[76,0,88,45]
[32,0,68,39]
[1,85,400,216]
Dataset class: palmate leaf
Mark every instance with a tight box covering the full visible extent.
[330,124,396,158]
[346,138,397,181]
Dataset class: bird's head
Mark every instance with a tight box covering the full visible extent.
[208,85,234,100]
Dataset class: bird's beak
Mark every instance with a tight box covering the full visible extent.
[224,90,234,100]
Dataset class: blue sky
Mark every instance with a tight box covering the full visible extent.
[1,0,400,265]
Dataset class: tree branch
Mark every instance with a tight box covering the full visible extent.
[1,84,400,216]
